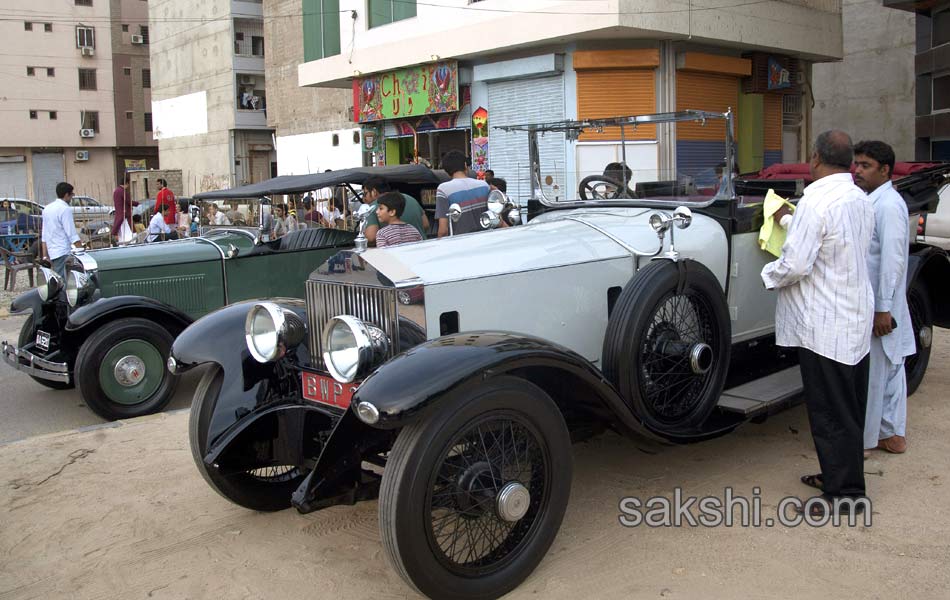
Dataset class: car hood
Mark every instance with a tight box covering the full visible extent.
[362,207,657,286]
[83,238,222,272]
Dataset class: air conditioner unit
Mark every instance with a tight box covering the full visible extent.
[75,150,90,161]
[80,46,94,57]
[130,34,144,44]
[79,128,96,138]
[239,75,255,85]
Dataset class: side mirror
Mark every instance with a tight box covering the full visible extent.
[447,203,462,237]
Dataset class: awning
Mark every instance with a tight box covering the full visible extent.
[193,165,449,200]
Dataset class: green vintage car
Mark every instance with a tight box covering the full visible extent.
[1,165,448,420]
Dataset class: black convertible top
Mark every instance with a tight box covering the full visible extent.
[193,165,450,200]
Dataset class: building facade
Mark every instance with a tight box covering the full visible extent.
[149,0,276,195]
[264,0,362,175]
[295,0,844,200]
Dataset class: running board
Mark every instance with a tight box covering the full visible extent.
[717,366,803,416]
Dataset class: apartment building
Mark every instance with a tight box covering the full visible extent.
[295,0,844,199]
[264,0,360,175]
[148,0,276,195]
[0,0,157,202]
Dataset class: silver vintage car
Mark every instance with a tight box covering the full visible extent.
[169,111,950,599]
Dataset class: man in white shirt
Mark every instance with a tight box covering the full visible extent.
[41,182,83,280]
[761,130,875,516]
[147,204,174,243]
[208,203,230,226]
[853,141,916,456]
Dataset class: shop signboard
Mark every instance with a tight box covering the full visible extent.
[353,61,459,124]
[124,159,147,172]
[767,57,791,91]
[472,107,489,179]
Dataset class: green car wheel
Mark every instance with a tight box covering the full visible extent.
[75,317,180,421]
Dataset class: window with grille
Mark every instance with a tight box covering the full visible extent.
[122,24,129,32]
[29,110,38,120]
[82,111,100,132]
[139,25,149,44]
[78,69,97,90]
[49,111,57,120]
[47,67,55,77]
[76,0,93,6]
[24,22,32,31]
[142,69,151,88]
[123,67,131,76]
[44,23,52,32]
[76,26,95,48]
[126,111,133,119]
[144,112,152,132]
[26,67,35,76]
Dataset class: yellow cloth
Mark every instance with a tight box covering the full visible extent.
[758,189,796,257]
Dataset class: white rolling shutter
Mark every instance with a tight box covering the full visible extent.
[488,76,566,202]
[32,152,64,203]
[0,159,28,199]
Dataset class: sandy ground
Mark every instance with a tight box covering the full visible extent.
[2,335,949,599]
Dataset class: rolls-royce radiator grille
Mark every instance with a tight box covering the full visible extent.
[306,280,400,369]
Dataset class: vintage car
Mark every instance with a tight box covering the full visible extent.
[0,166,441,421]
[171,111,950,600]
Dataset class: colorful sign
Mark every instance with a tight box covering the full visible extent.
[361,126,381,153]
[124,159,147,171]
[767,57,791,91]
[353,61,459,123]
[471,107,489,179]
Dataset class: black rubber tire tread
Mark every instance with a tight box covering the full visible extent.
[188,365,302,512]
[905,277,933,396]
[18,314,74,390]
[74,317,179,420]
[602,259,731,434]
[379,376,572,600]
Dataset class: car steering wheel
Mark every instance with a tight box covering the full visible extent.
[578,175,635,201]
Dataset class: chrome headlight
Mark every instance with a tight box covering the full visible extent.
[96,225,111,236]
[244,302,307,363]
[65,270,95,307]
[37,267,63,301]
[479,210,500,230]
[322,315,390,383]
[506,207,522,226]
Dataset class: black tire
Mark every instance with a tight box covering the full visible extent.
[905,278,933,396]
[74,317,180,420]
[379,376,572,600]
[188,365,305,512]
[18,314,74,390]
[602,260,731,434]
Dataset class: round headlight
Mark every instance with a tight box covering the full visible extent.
[244,302,307,363]
[479,210,500,230]
[322,315,389,383]
[65,270,93,307]
[37,267,63,302]
[649,212,671,234]
[96,225,111,236]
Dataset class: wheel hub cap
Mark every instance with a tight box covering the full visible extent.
[496,481,530,522]
[919,326,933,349]
[689,343,713,375]
[114,355,146,387]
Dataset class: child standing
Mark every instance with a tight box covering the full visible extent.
[375,192,423,248]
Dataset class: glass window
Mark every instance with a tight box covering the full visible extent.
[142,69,151,88]
[302,0,340,61]
[47,67,55,77]
[29,110,38,119]
[933,74,950,111]
[82,111,100,132]
[934,10,950,47]
[144,112,152,132]
[76,26,95,48]
[75,0,93,6]
[368,0,415,28]
[123,67,131,76]
[49,111,57,120]
[26,67,35,76]
[126,111,133,119]
[24,22,32,31]
[44,23,52,32]
[122,24,129,32]
[78,68,97,91]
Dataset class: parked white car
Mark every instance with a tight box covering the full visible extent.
[918,184,950,249]
[70,195,113,226]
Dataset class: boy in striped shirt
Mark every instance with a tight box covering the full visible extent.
[375,192,423,248]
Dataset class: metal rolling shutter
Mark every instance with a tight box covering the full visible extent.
[676,71,740,177]
[576,69,656,141]
[763,93,784,167]
[0,160,28,198]
[32,152,64,203]
[488,76,566,202]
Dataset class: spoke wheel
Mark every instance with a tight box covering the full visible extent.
[380,376,572,600]
[603,260,731,434]
[188,365,305,511]
[905,278,933,396]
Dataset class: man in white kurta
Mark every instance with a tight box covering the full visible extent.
[853,141,916,454]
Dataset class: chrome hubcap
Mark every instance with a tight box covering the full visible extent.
[496,481,531,522]
[689,343,713,375]
[114,355,146,387]
[919,326,933,349]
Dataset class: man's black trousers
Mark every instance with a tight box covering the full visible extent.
[798,348,870,498]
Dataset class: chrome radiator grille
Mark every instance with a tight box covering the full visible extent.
[306,280,400,370]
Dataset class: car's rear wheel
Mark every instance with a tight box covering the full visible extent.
[18,314,74,390]
[379,376,572,600]
[75,318,179,420]
[602,260,731,435]
[188,365,305,512]
[905,278,933,396]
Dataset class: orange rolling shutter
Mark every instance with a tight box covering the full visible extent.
[764,93,783,151]
[676,71,740,141]
[577,69,656,141]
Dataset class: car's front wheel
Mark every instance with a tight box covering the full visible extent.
[379,376,572,600]
[188,365,306,512]
[74,317,179,420]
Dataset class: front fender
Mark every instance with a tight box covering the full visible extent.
[170,298,309,448]
[352,331,664,443]
[10,289,45,316]
[66,295,193,333]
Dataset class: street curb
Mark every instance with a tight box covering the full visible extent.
[0,408,191,449]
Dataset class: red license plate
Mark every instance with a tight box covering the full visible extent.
[301,371,358,409]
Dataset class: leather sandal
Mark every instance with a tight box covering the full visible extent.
[800,474,823,492]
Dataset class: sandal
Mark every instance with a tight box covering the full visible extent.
[795,496,867,518]
[800,473,824,492]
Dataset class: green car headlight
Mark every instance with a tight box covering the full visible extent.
[245,302,306,363]
[322,315,389,383]
[37,267,63,301]
[65,270,95,308]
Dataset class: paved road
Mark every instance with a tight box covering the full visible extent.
[0,315,200,444]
